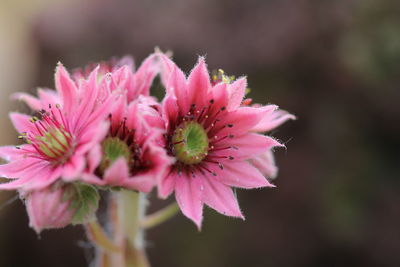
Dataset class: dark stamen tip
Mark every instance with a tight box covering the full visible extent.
[228,156,234,160]
[227,124,234,128]
[209,99,215,104]
[220,106,226,111]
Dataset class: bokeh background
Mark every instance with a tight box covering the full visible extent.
[0,0,399,266]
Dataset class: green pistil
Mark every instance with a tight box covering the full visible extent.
[37,128,70,158]
[172,121,209,165]
[100,137,132,172]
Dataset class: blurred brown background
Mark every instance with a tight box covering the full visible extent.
[0,0,400,266]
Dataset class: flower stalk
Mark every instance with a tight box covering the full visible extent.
[140,202,179,230]
[95,190,149,267]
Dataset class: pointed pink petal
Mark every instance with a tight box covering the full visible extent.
[103,157,130,185]
[202,176,244,219]
[209,107,265,137]
[55,63,78,114]
[213,161,273,189]
[158,53,177,90]
[170,66,189,115]
[72,66,100,131]
[211,82,229,107]
[215,133,283,160]
[0,158,44,178]
[158,170,177,199]
[37,88,60,107]
[187,57,210,108]
[0,145,26,161]
[77,121,109,154]
[133,53,159,97]
[123,174,155,193]
[110,94,127,134]
[158,54,189,114]
[0,177,35,190]
[61,155,85,181]
[227,77,247,111]
[80,173,105,186]
[23,167,62,191]
[249,150,278,179]
[11,93,41,110]
[9,113,37,134]
[175,175,204,229]
[87,144,102,173]
[0,164,60,191]
[162,94,178,131]
[252,108,296,132]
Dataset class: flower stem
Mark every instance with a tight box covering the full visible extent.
[116,190,149,267]
[140,202,179,230]
[85,220,121,252]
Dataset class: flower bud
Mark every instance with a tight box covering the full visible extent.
[25,182,100,233]
[25,183,75,233]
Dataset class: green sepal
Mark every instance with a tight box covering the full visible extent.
[63,182,100,225]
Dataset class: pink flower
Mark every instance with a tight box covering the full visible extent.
[0,63,112,191]
[73,56,171,193]
[157,55,283,228]
[82,94,172,193]
[24,183,75,233]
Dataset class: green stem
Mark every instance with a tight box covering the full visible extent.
[140,202,179,230]
[85,221,121,252]
[116,190,149,267]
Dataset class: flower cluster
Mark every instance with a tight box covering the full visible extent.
[0,52,294,232]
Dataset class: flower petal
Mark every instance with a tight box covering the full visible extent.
[0,145,26,161]
[55,63,78,114]
[72,66,100,131]
[9,112,37,134]
[158,170,177,199]
[175,175,204,229]
[252,108,296,132]
[215,133,283,160]
[133,53,159,97]
[249,150,278,179]
[103,157,130,185]
[213,161,273,189]
[210,107,265,137]
[123,173,155,193]
[11,92,41,110]
[227,77,247,111]
[202,176,244,219]
[187,57,210,109]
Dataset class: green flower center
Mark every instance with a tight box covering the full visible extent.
[34,127,71,159]
[100,137,132,172]
[172,121,209,165]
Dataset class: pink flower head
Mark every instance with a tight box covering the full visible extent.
[67,55,170,193]
[0,63,112,191]
[157,55,283,228]
[83,93,171,193]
